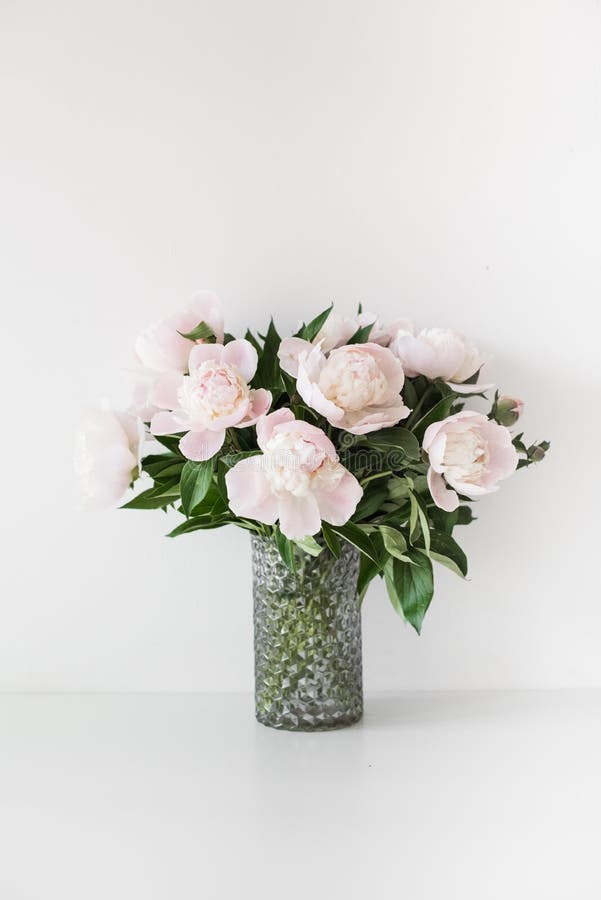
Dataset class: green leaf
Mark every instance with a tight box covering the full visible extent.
[293,535,323,557]
[252,318,284,392]
[180,460,214,516]
[384,550,434,634]
[402,378,419,409]
[167,515,231,537]
[427,531,468,577]
[357,553,380,602]
[387,475,412,503]
[153,434,184,454]
[347,321,374,344]
[456,506,475,526]
[328,522,381,566]
[353,483,389,522]
[121,483,180,510]
[141,454,185,481]
[378,525,411,562]
[412,395,455,441]
[409,493,430,552]
[364,427,420,460]
[429,506,459,534]
[177,320,216,342]
[300,304,333,342]
[321,523,341,558]
[274,526,296,572]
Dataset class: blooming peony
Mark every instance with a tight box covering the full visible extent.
[225,410,363,539]
[389,323,488,390]
[149,340,271,461]
[74,406,144,509]
[285,342,410,434]
[278,311,390,378]
[423,411,518,511]
[130,291,225,419]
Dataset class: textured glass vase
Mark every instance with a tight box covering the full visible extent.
[251,535,363,731]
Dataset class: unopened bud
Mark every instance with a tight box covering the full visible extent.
[530,445,546,462]
[494,396,523,427]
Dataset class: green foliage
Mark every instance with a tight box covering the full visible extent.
[177,320,216,342]
[321,523,341,558]
[347,321,374,344]
[180,460,214,516]
[121,483,180,510]
[411,395,456,441]
[297,304,333,342]
[152,434,185,454]
[384,549,434,634]
[426,531,468,578]
[252,318,284,393]
[328,522,381,566]
[274,526,296,572]
[362,427,420,460]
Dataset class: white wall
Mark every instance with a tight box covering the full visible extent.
[1,0,599,692]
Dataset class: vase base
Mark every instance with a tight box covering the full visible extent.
[255,709,363,732]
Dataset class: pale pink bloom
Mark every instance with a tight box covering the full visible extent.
[389,323,491,392]
[225,410,363,539]
[129,291,224,419]
[74,406,144,509]
[149,340,271,461]
[278,311,390,378]
[289,342,410,434]
[423,411,518,512]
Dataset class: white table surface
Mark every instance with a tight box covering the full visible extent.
[0,691,599,900]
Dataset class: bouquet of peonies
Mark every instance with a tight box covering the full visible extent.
[75,292,548,633]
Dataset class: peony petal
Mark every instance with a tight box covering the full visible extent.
[222,338,258,382]
[238,389,272,426]
[296,348,344,423]
[313,470,363,526]
[179,428,226,461]
[340,401,411,435]
[315,315,356,352]
[423,410,485,453]
[188,343,224,371]
[149,370,184,410]
[448,478,497,498]
[188,290,224,343]
[427,467,459,512]
[134,317,193,373]
[278,493,321,539]
[225,457,278,524]
[445,380,495,395]
[277,337,313,377]
[425,431,447,472]
[256,409,296,450]
[150,410,188,435]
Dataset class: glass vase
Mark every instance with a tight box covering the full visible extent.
[251,535,363,731]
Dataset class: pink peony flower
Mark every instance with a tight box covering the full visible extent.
[278,311,391,378]
[74,406,144,509]
[225,410,363,539]
[423,411,518,511]
[129,291,225,419]
[149,340,271,461]
[284,342,410,434]
[389,323,490,392]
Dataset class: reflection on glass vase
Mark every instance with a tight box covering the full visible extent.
[251,535,363,731]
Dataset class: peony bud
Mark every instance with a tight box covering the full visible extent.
[494,396,524,427]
